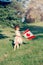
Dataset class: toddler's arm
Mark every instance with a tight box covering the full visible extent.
[21,32,29,41]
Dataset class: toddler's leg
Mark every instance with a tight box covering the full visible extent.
[17,44,19,49]
[14,44,16,51]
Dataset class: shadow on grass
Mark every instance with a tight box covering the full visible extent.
[20,25,43,34]
[0,34,8,39]
[0,30,3,32]
[9,39,14,48]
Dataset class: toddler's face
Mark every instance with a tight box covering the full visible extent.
[16,27,20,31]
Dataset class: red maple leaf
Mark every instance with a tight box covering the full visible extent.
[26,33,30,37]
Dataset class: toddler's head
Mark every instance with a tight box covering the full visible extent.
[15,25,20,31]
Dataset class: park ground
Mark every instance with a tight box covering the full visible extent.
[0,22,43,65]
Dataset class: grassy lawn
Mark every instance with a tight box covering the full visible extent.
[0,22,43,65]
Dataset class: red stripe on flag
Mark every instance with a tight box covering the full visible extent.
[27,36,35,40]
[23,29,30,34]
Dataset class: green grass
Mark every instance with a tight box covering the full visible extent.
[0,22,43,65]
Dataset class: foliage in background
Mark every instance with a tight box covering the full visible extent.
[0,0,24,27]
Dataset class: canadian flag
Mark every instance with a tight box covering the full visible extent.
[23,29,35,40]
